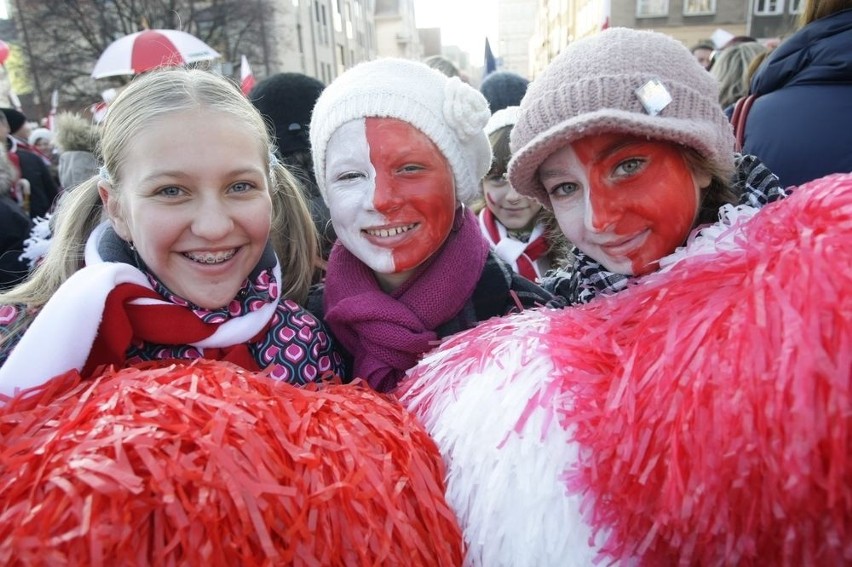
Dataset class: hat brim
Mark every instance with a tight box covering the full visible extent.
[508,109,730,209]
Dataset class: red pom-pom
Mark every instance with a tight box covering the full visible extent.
[555,174,852,564]
[0,360,462,565]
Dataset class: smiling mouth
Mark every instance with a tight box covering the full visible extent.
[363,223,418,238]
[598,230,649,256]
[183,249,237,264]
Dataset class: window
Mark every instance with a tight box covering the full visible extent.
[788,0,804,13]
[754,0,784,15]
[683,0,716,15]
[636,0,669,18]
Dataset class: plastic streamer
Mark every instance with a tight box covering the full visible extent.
[0,360,462,566]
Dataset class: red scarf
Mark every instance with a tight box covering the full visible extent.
[479,208,549,282]
[85,283,263,376]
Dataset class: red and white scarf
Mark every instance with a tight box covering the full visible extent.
[0,223,279,397]
[478,208,549,282]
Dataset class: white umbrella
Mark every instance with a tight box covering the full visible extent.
[92,29,220,79]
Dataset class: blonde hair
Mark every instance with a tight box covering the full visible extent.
[0,67,318,309]
[800,0,852,26]
[711,42,769,108]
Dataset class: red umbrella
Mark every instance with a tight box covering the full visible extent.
[92,29,220,79]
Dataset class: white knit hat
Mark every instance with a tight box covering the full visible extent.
[484,106,520,137]
[310,58,493,204]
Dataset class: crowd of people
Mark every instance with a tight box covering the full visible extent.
[0,0,849,563]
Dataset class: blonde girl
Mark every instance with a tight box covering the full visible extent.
[0,67,344,396]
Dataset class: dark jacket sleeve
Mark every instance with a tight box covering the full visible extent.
[0,199,32,290]
[18,150,60,219]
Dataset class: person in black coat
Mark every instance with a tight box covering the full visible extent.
[1,108,60,219]
[742,2,852,187]
[0,146,31,289]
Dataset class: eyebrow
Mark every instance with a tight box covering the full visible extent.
[138,166,266,185]
[538,138,652,181]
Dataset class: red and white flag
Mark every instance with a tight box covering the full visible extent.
[240,55,255,96]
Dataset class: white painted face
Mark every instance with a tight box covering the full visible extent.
[324,119,394,273]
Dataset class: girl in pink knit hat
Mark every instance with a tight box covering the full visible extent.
[508,27,787,304]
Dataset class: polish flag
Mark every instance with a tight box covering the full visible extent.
[240,55,255,96]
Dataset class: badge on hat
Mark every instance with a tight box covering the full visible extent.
[635,79,672,117]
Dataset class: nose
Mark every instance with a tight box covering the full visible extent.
[585,185,621,233]
[371,169,403,213]
[192,196,234,240]
[505,184,524,204]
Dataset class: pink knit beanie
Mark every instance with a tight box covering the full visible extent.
[508,27,735,208]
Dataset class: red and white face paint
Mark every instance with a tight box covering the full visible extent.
[324,117,456,288]
[538,133,709,276]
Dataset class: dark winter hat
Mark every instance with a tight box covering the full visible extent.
[1,108,26,134]
[480,71,530,114]
[249,73,325,157]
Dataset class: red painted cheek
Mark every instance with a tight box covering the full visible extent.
[365,118,456,273]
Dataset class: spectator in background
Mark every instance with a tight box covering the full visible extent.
[476,106,565,282]
[0,144,31,290]
[690,40,715,70]
[249,72,336,264]
[54,111,100,192]
[27,128,53,159]
[741,0,852,187]
[479,70,529,114]
[423,54,461,79]
[711,41,769,110]
[0,108,59,220]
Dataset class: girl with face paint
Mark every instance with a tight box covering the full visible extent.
[508,27,786,305]
[476,106,565,284]
[308,58,556,393]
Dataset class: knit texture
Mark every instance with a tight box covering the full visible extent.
[508,27,736,208]
[310,58,492,205]
[485,106,520,137]
[480,71,529,114]
[322,207,489,393]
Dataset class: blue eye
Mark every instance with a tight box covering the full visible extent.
[614,158,645,177]
[158,186,183,197]
[230,181,255,193]
[549,182,579,198]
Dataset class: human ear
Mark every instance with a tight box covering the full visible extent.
[693,169,712,191]
[98,181,131,241]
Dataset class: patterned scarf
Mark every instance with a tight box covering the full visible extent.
[323,207,489,392]
[0,223,341,396]
[478,208,549,282]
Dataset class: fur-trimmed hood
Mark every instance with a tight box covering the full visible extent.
[55,112,99,153]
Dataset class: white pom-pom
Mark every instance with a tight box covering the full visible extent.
[19,215,53,270]
[659,203,759,272]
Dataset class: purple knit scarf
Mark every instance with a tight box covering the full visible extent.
[324,207,489,392]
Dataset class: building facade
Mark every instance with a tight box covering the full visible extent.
[266,0,379,85]
[526,0,801,78]
[497,0,538,78]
